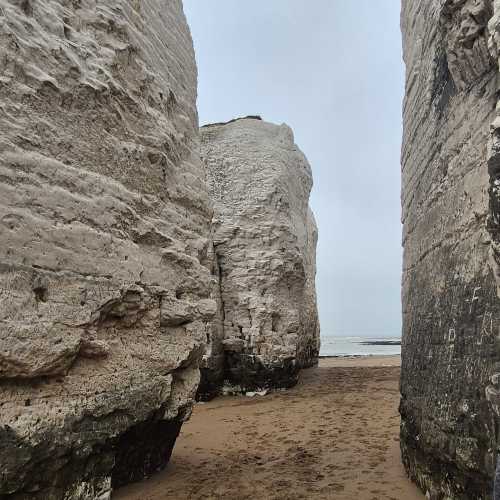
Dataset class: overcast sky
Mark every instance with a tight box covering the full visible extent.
[184,1,404,338]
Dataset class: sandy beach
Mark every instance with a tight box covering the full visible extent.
[115,356,423,500]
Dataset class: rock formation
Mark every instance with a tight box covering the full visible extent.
[400,1,500,498]
[0,1,216,498]
[198,117,320,398]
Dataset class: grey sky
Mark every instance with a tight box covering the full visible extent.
[184,1,404,338]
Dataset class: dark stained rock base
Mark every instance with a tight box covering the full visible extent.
[0,413,183,499]
[112,414,183,489]
[400,410,493,500]
[199,345,319,401]
[224,354,300,392]
[197,367,224,402]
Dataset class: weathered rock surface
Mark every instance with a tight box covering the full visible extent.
[198,117,320,397]
[0,1,215,498]
[400,1,500,498]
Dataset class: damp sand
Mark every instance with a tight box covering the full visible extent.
[115,355,423,500]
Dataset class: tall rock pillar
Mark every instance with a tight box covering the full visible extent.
[199,117,320,396]
[0,1,215,498]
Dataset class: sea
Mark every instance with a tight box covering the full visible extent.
[320,335,401,357]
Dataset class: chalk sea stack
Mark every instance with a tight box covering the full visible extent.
[400,0,500,498]
[198,117,320,398]
[0,0,215,497]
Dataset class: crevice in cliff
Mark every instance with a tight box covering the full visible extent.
[196,247,226,401]
[431,49,457,116]
[215,250,226,325]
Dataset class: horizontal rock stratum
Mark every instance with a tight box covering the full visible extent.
[0,0,215,498]
[400,0,500,498]
[198,117,320,398]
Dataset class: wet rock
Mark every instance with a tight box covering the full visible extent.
[0,0,213,497]
[199,117,320,395]
[400,0,500,497]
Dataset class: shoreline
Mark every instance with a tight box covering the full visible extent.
[116,354,422,500]
[319,353,401,359]
[318,354,401,368]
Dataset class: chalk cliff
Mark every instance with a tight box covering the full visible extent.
[199,117,320,397]
[400,1,500,498]
[0,1,215,498]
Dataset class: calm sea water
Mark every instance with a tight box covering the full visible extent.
[320,335,401,357]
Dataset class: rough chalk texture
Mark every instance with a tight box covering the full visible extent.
[400,1,500,498]
[199,117,320,397]
[0,1,215,498]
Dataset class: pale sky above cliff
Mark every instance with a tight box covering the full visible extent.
[184,1,404,338]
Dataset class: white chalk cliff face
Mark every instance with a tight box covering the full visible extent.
[0,1,215,498]
[199,117,320,396]
[400,1,500,498]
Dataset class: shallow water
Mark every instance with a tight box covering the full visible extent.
[320,335,401,357]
